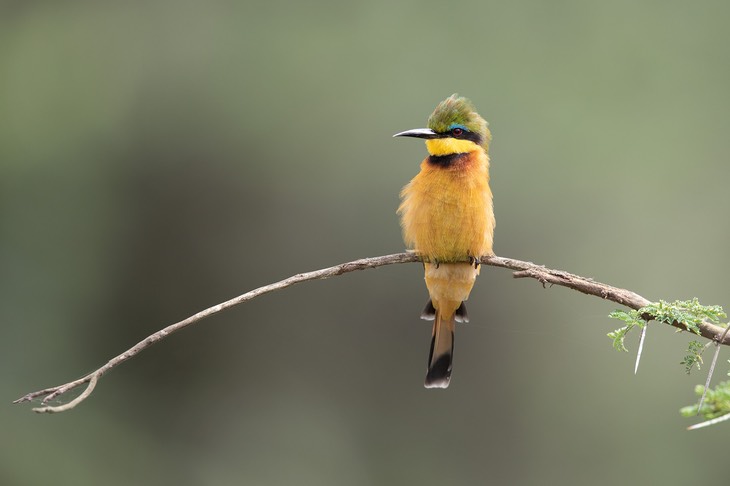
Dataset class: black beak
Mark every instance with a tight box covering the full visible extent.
[393,128,439,139]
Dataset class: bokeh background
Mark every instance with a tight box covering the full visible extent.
[3,1,730,485]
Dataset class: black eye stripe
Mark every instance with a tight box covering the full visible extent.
[438,129,483,145]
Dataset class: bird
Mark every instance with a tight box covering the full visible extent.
[394,94,495,388]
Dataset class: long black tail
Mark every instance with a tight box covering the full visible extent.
[422,300,468,388]
[425,310,455,388]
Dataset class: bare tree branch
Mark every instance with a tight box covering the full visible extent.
[13,252,730,413]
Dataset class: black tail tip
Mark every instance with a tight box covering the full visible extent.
[424,354,452,389]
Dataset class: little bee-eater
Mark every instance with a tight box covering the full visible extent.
[395,94,495,388]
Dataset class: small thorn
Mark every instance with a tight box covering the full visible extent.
[697,322,730,415]
[634,323,648,375]
[687,412,730,430]
[697,342,723,415]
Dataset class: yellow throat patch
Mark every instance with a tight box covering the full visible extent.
[425,138,479,156]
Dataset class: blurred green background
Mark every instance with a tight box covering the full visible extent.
[3,1,730,485]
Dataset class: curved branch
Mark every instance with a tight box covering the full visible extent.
[484,255,730,343]
[13,252,730,413]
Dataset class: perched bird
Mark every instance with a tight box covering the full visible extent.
[395,94,495,388]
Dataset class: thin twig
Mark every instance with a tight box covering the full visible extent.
[31,374,98,414]
[14,253,417,411]
[13,252,730,413]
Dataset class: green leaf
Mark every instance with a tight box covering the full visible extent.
[609,299,726,352]
[607,309,645,352]
[680,340,705,374]
[681,381,730,420]
[643,298,725,335]
[607,326,631,352]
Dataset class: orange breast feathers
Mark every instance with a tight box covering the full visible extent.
[398,149,495,263]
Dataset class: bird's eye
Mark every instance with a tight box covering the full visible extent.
[451,127,464,137]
